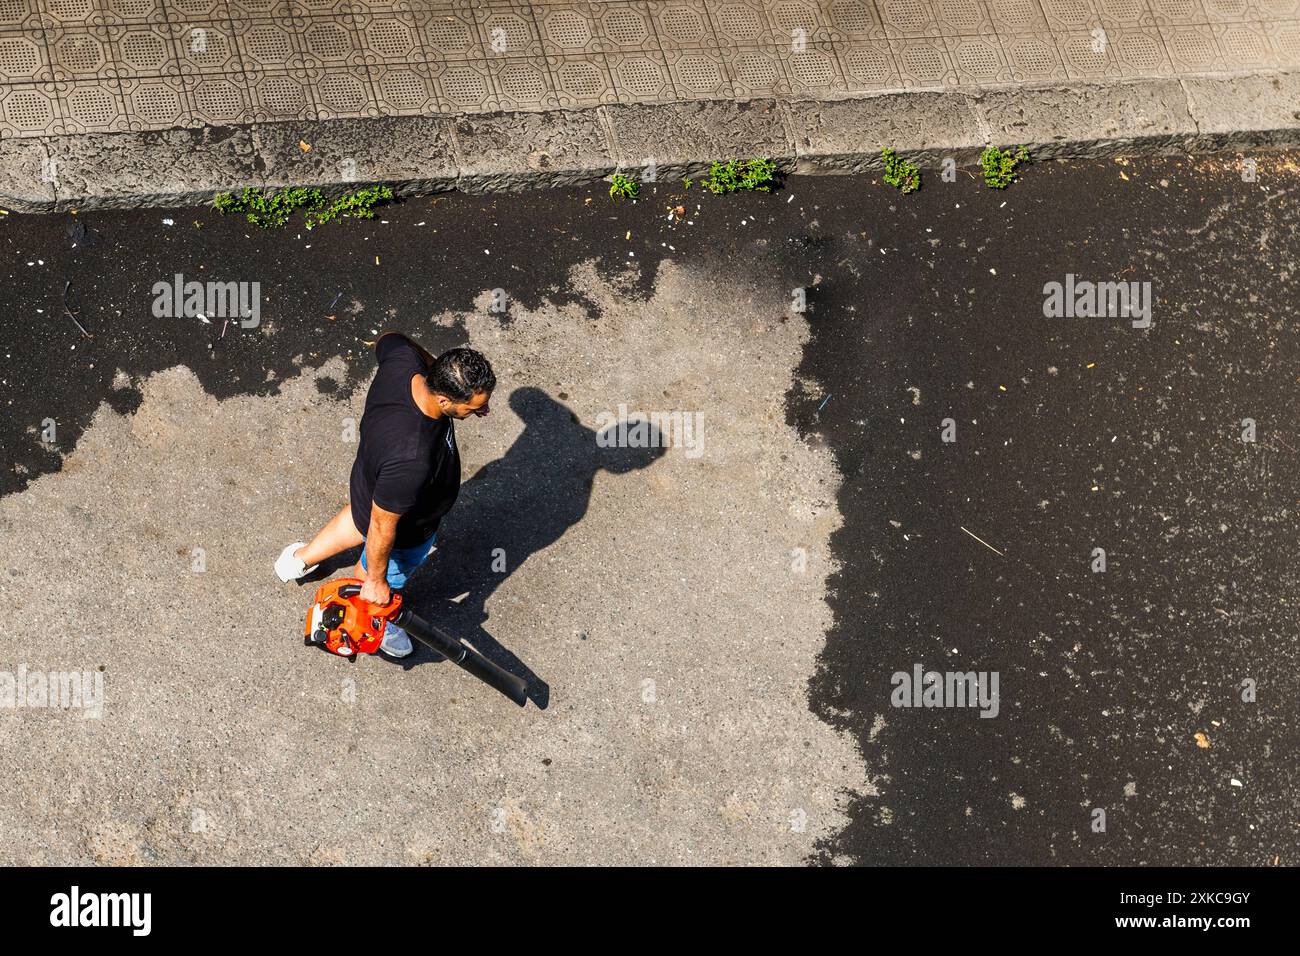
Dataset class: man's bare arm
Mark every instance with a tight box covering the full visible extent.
[359,504,401,605]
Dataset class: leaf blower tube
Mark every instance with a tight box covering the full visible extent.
[390,602,529,707]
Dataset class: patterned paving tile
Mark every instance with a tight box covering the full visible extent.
[231,17,299,72]
[547,51,620,105]
[596,1,665,51]
[119,72,193,126]
[367,60,438,114]
[988,0,1048,32]
[822,0,888,40]
[115,23,180,76]
[767,0,838,43]
[1097,0,1151,26]
[228,0,293,17]
[1200,0,1254,21]
[1054,25,1124,75]
[878,0,942,38]
[1214,17,1282,63]
[414,5,482,60]
[478,4,545,58]
[0,1,53,30]
[1268,15,1300,55]
[103,0,172,25]
[1107,23,1174,73]
[1038,0,1099,32]
[645,1,721,48]
[240,66,317,121]
[709,0,787,46]
[57,77,133,132]
[1159,20,1226,65]
[0,29,53,81]
[1,0,1299,138]
[890,34,959,82]
[187,69,251,120]
[2,82,62,133]
[775,38,851,92]
[173,20,243,73]
[1144,0,1208,25]
[429,56,498,111]
[660,43,735,95]
[946,31,1016,81]
[608,48,677,100]
[933,0,997,36]
[355,12,425,65]
[1000,30,1069,78]
[488,54,559,109]
[532,2,603,56]
[722,42,793,94]
[165,0,234,20]
[835,36,902,87]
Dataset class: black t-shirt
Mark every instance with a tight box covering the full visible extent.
[349,336,461,547]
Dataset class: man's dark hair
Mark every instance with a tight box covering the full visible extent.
[427,347,496,403]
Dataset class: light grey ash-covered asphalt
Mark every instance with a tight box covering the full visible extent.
[0,151,1297,865]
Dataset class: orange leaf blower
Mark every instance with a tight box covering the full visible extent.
[304,578,528,707]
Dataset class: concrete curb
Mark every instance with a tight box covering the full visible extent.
[3,73,1299,213]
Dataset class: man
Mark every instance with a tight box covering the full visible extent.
[276,333,495,657]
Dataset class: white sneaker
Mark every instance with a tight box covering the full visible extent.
[380,621,413,658]
[275,542,319,583]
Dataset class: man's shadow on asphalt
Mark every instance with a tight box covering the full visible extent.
[313,387,665,709]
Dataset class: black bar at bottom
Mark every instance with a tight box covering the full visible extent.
[3,866,1286,942]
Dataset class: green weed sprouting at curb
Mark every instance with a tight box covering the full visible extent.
[303,186,395,229]
[609,173,640,200]
[881,148,920,194]
[212,185,394,228]
[980,145,1030,189]
[698,158,778,194]
[212,187,322,228]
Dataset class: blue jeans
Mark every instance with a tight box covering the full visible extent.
[359,533,437,590]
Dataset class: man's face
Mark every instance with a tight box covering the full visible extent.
[438,390,491,420]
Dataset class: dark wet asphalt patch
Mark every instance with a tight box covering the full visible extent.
[791,155,1300,865]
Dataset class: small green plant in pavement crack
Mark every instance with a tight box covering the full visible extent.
[699,158,778,194]
[980,145,1030,189]
[881,148,920,195]
[609,173,640,200]
[304,186,394,229]
[212,187,322,228]
[212,185,393,228]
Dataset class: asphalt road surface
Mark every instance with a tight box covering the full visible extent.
[1,152,1296,865]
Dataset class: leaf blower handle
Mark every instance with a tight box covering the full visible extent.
[393,607,529,707]
[336,582,401,613]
